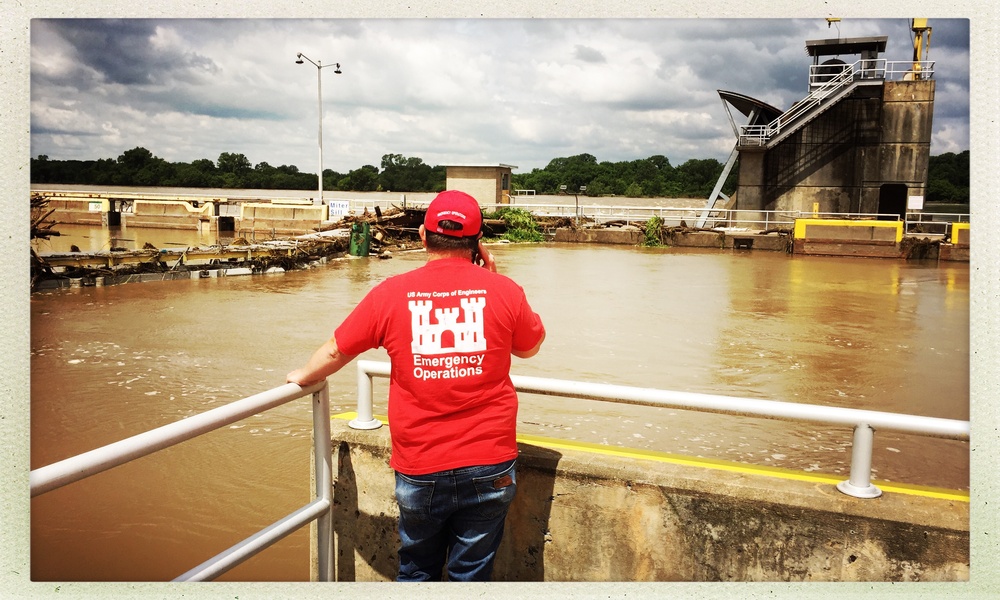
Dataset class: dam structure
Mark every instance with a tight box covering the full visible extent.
[715,33,937,226]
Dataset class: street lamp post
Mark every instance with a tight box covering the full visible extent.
[295,53,341,204]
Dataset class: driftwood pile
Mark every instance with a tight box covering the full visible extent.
[324,206,520,252]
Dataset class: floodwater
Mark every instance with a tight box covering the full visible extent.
[30,229,970,582]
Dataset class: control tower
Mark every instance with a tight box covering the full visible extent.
[710,26,935,226]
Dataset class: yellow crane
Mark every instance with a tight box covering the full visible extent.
[911,18,932,79]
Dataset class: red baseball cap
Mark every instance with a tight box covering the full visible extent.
[424,190,482,237]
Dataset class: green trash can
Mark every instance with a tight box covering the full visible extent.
[349,222,371,257]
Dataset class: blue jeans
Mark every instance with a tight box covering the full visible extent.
[394,458,517,582]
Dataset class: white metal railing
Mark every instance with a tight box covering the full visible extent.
[905,212,971,237]
[885,60,935,80]
[805,211,895,220]
[350,360,968,499]
[347,198,401,213]
[329,197,972,237]
[29,381,335,582]
[487,202,742,228]
[808,59,886,89]
[333,199,970,234]
[740,61,858,146]
[740,59,935,147]
[692,208,797,231]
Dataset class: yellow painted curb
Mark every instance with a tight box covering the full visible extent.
[793,218,904,243]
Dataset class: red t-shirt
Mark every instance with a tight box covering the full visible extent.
[334,256,545,475]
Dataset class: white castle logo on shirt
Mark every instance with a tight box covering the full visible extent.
[409,297,487,354]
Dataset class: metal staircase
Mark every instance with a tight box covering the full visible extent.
[738,58,886,149]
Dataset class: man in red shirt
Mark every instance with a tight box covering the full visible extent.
[287,190,545,581]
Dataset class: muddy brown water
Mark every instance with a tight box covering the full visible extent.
[30,232,969,581]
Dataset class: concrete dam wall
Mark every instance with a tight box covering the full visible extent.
[316,419,968,582]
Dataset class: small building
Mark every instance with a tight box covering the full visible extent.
[444,164,517,206]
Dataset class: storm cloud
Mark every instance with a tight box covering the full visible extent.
[29,18,970,173]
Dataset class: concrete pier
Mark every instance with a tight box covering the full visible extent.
[553,222,969,262]
[35,190,327,235]
[317,418,968,582]
[553,227,790,252]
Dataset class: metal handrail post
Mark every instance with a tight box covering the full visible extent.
[837,424,882,499]
[313,384,334,581]
[349,360,384,430]
[172,382,336,581]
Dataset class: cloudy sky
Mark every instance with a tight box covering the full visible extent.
[29,18,970,175]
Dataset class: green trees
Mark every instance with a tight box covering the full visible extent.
[114,147,170,186]
[29,147,969,201]
[378,154,445,192]
[217,152,252,179]
[29,147,450,193]
[342,165,379,192]
[171,160,216,187]
[926,151,969,203]
[510,153,727,198]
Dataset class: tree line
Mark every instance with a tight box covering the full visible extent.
[29,148,445,194]
[512,152,735,198]
[30,147,969,202]
[925,151,969,204]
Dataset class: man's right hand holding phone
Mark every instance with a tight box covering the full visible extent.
[476,240,497,272]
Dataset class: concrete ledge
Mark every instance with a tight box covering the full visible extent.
[53,214,106,226]
[32,270,196,290]
[239,203,328,235]
[32,264,289,290]
[319,419,968,582]
[236,218,322,235]
[793,239,903,258]
[939,244,970,262]
[554,228,643,245]
[804,224,898,242]
[124,215,207,230]
[553,228,791,252]
[664,230,726,248]
[719,233,789,251]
